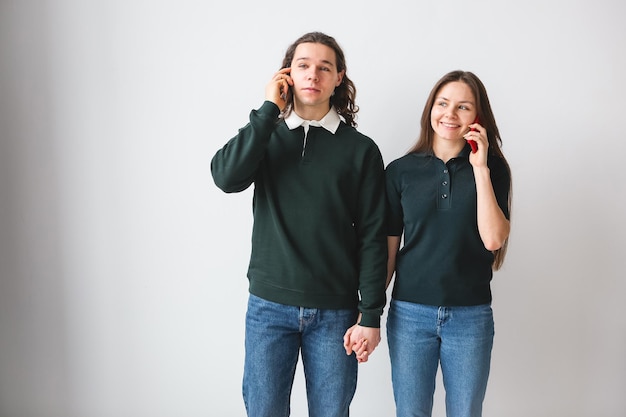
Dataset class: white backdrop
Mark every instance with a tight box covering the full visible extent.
[1,1,625,416]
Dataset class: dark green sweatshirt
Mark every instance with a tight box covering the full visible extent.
[211,101,387,327]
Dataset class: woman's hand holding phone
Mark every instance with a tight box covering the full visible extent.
[465,116,480,153]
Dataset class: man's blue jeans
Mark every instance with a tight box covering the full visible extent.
[243,294,359,417]
[387,300,494,417]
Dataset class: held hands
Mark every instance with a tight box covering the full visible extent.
[343,321,381,363]
[463,121,489,167]
[265,68,293,111]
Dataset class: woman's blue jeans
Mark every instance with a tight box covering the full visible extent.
[387,300,494,417]
[243,294,359,417]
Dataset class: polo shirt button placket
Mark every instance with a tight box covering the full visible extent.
[438,168,451,209]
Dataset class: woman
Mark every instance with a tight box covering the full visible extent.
[385,70,512,417]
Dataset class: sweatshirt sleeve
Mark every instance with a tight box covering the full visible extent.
[211,101,281,193]
[385,161,405,236]
[354,144,388,328]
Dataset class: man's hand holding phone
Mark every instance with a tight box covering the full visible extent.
[266,68,293,111]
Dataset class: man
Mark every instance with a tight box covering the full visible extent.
[211,32,387,417]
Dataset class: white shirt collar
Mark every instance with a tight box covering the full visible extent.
[284,106,341,134]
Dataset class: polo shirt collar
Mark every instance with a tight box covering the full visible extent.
[421,143,473,159]
[460,143,473,157]
[284,107,341,134]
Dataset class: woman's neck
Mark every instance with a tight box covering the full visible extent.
[433,140,464,163]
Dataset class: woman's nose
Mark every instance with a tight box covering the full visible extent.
[445,108,458,118]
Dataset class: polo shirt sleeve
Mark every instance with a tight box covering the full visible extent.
[489,156,511,219]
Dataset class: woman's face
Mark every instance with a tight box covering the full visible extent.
[430,81,478,143]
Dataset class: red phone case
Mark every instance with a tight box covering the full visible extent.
[467,117,480,153]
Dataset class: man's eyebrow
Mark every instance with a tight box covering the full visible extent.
[294,57,336,67]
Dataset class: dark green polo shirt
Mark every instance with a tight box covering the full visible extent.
[385,148,510,306]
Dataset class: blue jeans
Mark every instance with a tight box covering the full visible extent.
[387,300,494,417]
[243,294,359,417]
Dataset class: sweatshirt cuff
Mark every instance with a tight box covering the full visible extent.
[358,311,381,328]
[258,100,281,118]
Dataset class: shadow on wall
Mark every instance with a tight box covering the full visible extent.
[0,6,70,416]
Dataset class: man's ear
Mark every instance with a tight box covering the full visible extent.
[336,70,345,87]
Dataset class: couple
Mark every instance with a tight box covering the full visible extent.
[211,31,512,417]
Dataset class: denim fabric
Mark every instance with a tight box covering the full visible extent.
[387,300,494,417]
[243,294,359,417]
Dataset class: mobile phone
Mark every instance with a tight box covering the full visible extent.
[280,68,291,101]
[467,116,480,153]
